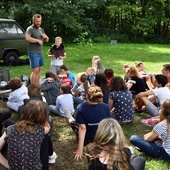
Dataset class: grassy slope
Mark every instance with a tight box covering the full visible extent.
[1,43,170,170]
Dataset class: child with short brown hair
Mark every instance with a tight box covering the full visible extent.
[7,77,29,112]
[49,84,75,117]
[41,71,60,105]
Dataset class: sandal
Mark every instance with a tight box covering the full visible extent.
[141,117,156,127]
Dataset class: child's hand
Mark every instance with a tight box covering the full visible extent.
[73,149,85,160]
[59,56,64,60]
[48,54,55,58]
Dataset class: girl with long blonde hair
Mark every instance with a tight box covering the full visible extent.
[87,118,145,170]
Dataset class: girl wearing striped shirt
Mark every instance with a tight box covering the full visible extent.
[130,99,170,161]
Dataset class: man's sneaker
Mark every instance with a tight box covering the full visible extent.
[49,152,57,164]
[64,108,75,123]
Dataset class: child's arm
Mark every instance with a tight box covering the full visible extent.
[0,132,7,149]
[74,124,86,160]
[144,130,158,142]
[0,153,9,169]
[48,54,55,58]
[0,132,9,168]
[108,98,114,110]
[126,82,133,90]
[71,90,75,95]
[44,121,51,134]
[48,48,55,58]
[136,90,154,98]
[73,90,80,97]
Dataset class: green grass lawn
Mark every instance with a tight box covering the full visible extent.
[1,43,170,170]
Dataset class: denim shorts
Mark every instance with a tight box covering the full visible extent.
[28,53,44,68]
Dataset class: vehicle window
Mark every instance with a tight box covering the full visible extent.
[0,24,7,34]
[0,23,23,34]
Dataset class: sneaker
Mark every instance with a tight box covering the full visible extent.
[49,152,57,164]
[64,108,75,123]
[128,146,135,154]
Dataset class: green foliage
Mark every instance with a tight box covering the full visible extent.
[0,0,169,43]
[73,32,93,45]
[72,32,93,64]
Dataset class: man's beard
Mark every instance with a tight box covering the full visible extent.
[34,23,40,28]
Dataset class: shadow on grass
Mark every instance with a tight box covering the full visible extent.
[50,116,88,170]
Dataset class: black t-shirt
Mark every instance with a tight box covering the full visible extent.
[128,76,147,95]
[88,148,134,170]
[87,148,145,170]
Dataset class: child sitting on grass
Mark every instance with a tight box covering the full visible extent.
[57,69,73,87]
[125,65,147,96]
[64,86,111,160]
[130,99,170,162]
[41,71,60,105]
[60,64,76,85]
[135,74,170,117]
[135,61,154,90]
[104,68,114,85]
[0,100,57,169]
[108,76,133,125]
[92,55,104,74]
[86,67,95,85]
[49,84,75,117]
[86,118,145,170]
[7,77,29,112]
[94,73,109,104]
[72,73,89,105]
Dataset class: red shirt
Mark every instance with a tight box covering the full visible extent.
[62,77,73,87]
[107,78,113,85]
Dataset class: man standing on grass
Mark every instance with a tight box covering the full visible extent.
[25,14,49,84]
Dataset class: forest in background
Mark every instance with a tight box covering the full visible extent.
[0,0,169,43]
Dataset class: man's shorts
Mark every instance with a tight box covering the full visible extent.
[28,53,44,68]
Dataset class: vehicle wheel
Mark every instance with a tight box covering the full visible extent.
[4,52,19,65]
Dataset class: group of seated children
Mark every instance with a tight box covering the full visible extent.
[1,56,170,169]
